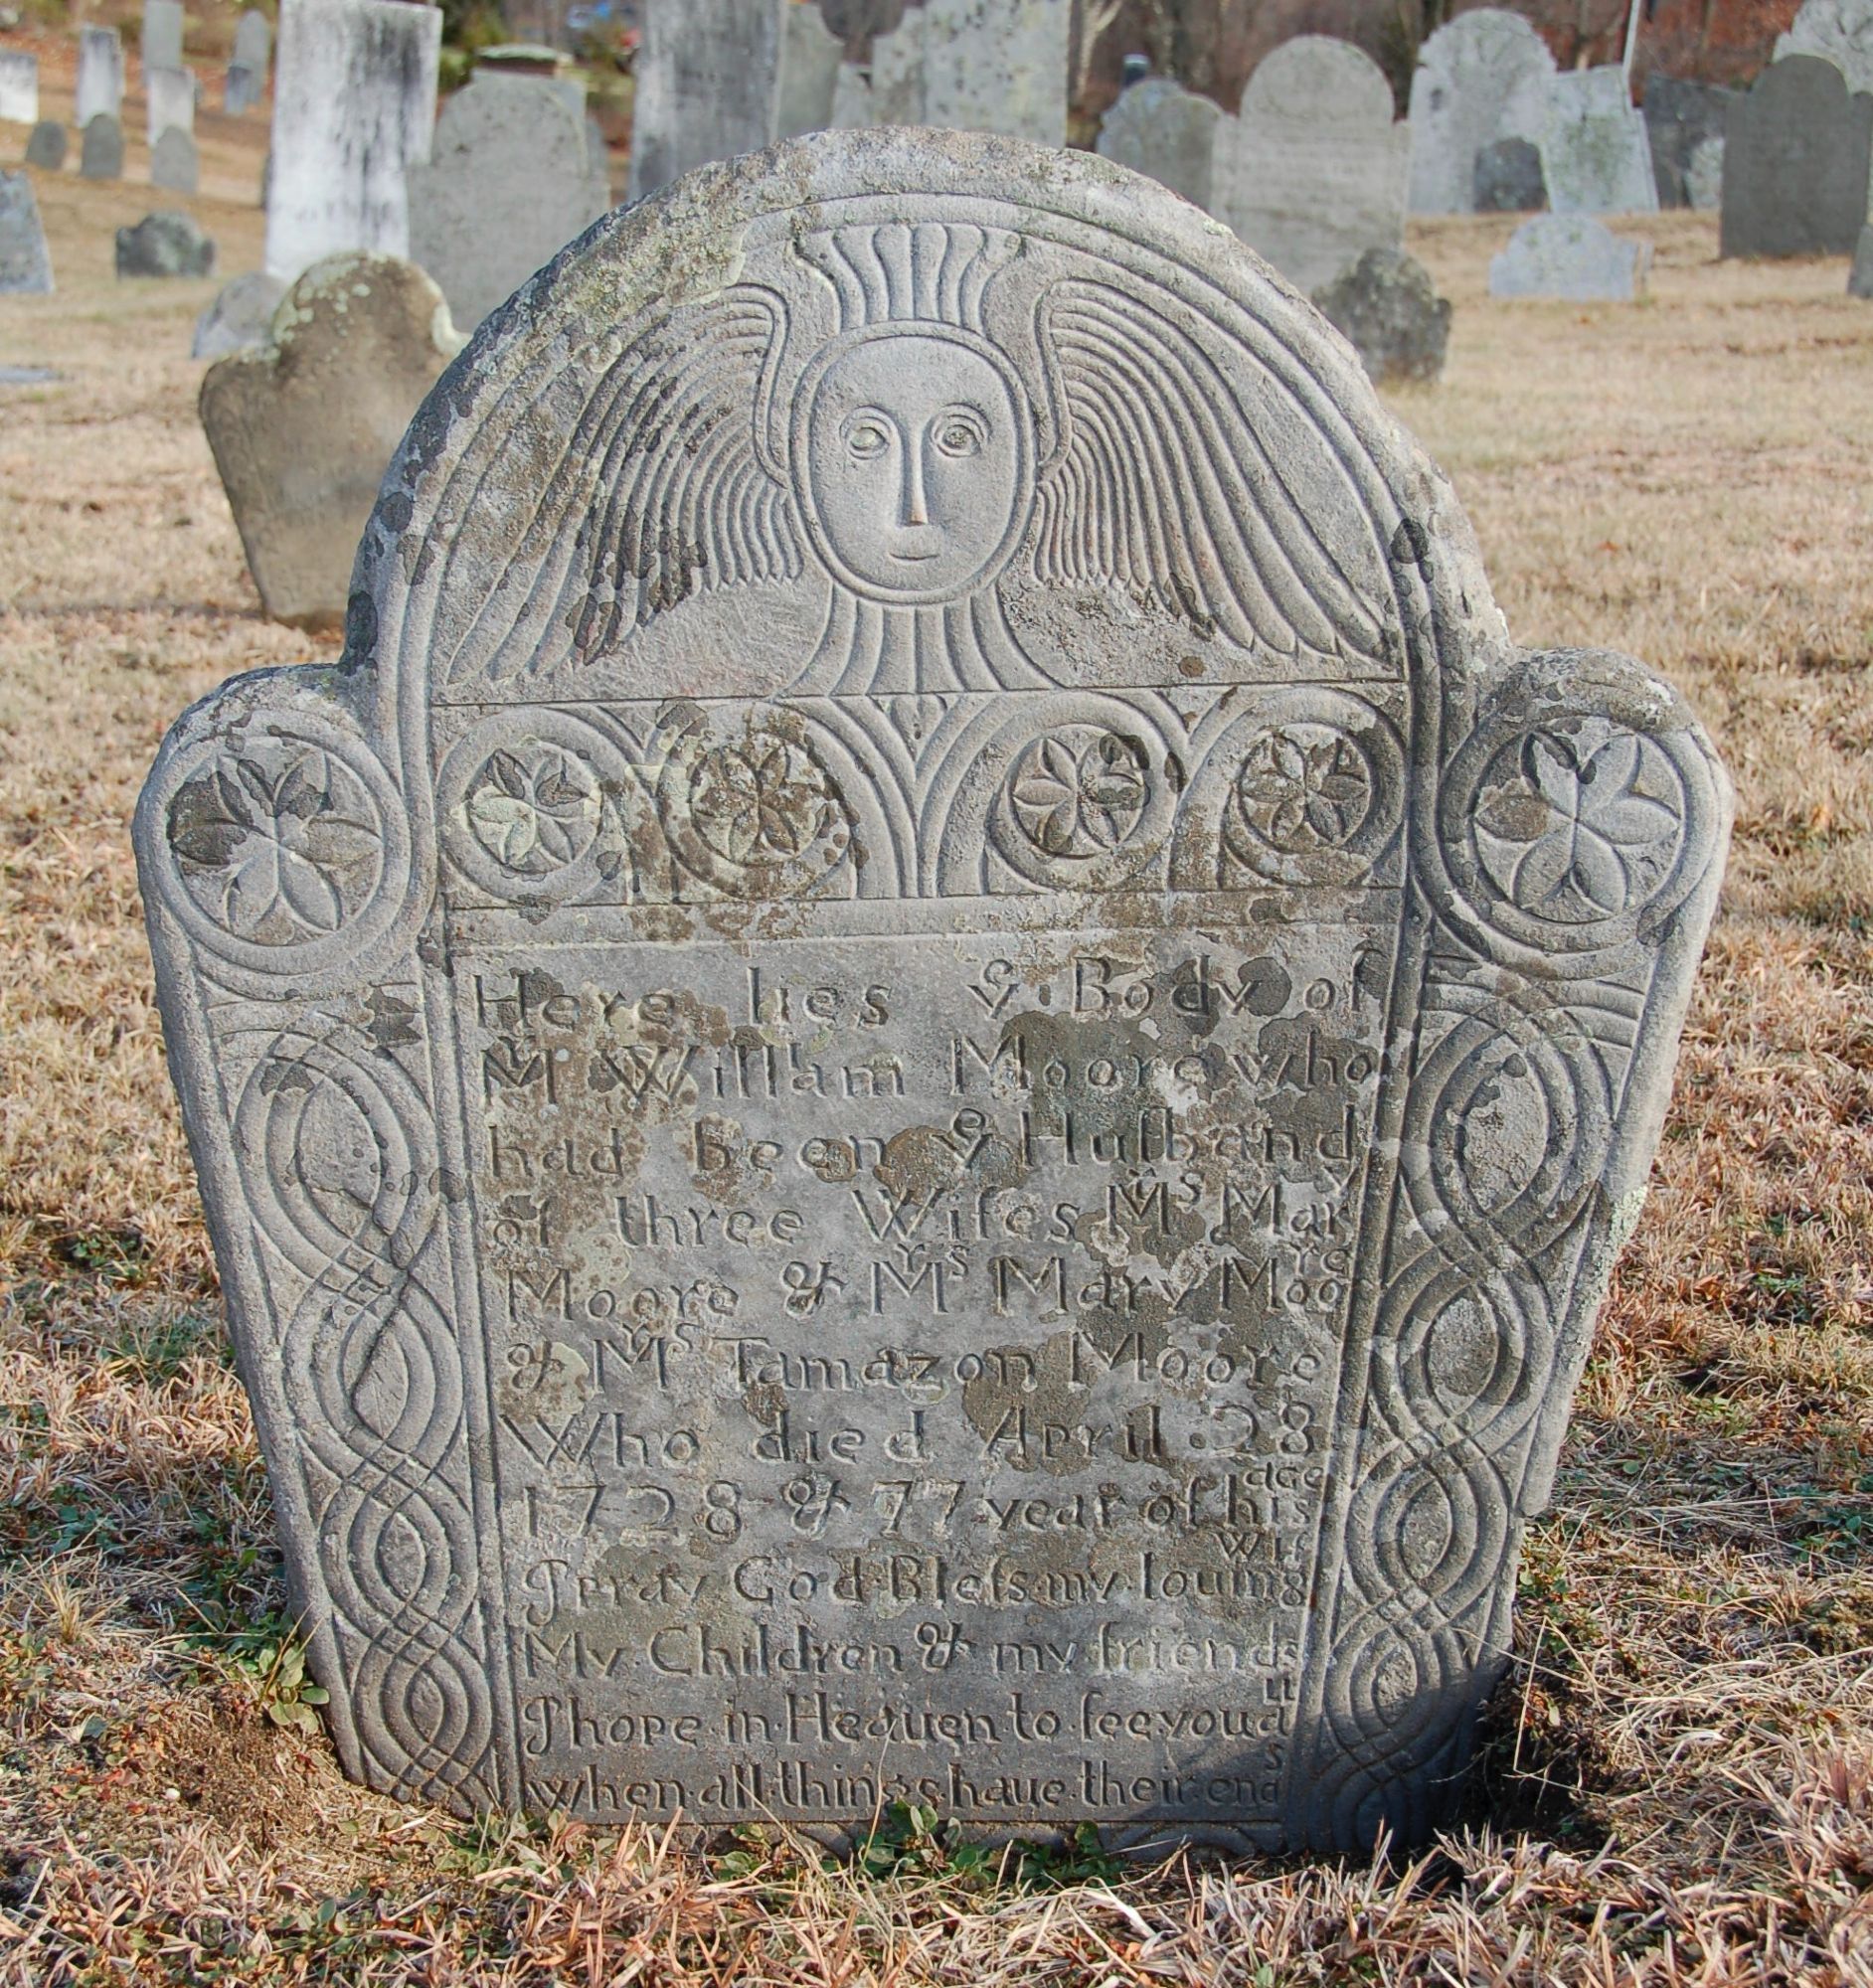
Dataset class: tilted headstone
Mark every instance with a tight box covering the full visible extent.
[1506,66,1656,217]
[147,65,196,144]
[627,0,783,202]
[143,0,186,77]
[116,208,215,277]
[25,121,68,171]
[198,252,461,628]
[137,128,1729,1853]
[1489,213,1649,300]
[152,125,200,194]
[0,51,39,126]
[193,268,288,358]
[408,76,605,333]
[1644,78,1735,211]
[81,113,126,182]
[1096,75,1221,213]
[1312,247,1450,386]
[1472,136,1545,212]
[1721,56,1873,258]
[778,0,844,138]
[265,0,442,283]
[236,7,274,80]
[76,28,125,128]
[1777,0,1873,91]
[1216,38,1410,294]
[1409,9,1554,215]
[0,169,53,293]
[227,63,264,115]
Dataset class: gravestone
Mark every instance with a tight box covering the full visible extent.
[1489,213,1649,300]
[408,75,605,333]
[227,63,263,114]
[1096,75,1221,213]
[1217,38,1410,294]
[147,65,196,144]
[235,7,274,82]
[0,51,38,126]
[1851,224,1873,293]
[25,121,67,171]
[197,252,461,627]
[137,127,1729,1854]
[1721,56,1873,259]
[849,0,1070,145]
[193,268,287,357]
[778,0,844,138]
[152,125,199,194]
[81,113,125,181]
[1507,66,1657,216]
[627,0,783,202]
[1472,137,1545,212]
[143,0,186,76]
[1777,0,1873,91]
[1312,248,1450,386]
[0,169,53,293]
[76,27,125,127]
[116,208,215,276]
[265,0,442,282]
[1644,78,1735,210]
[1409,9,1554,215]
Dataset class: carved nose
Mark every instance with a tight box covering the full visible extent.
[899,432,931,528]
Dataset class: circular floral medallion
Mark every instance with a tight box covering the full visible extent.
[461,745,601,877]
[1234,723,1376,856]
[1008,729,1151,859]
[656,715,852,900]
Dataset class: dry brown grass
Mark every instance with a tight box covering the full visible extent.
[3,124,1873,1982]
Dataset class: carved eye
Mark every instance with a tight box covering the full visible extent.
[933,409,986,458]
[845,414,891,461]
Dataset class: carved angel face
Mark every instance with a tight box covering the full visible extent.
[799,328,1032,606]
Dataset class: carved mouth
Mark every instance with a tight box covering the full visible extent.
[890,551,938,563]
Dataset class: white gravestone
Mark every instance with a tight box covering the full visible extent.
[0,53,39,126]
[143,0,186,76]
[147,65,197,144]
[138,127,1728,1856]
[0,169,53,293]
[1778,0,1873,91]
[76,28,125,128]
[854,0,1069,145]
[778,1,844,138]
[1507,67,1657,217]
[627,0,784,202]
[1409,9,1555,216]
[265,0,442,283]
[236,8,275,78]
[1217,39,1411,294]
[1489,213,1650,300]
[1096,76,1221,213]
[408,76,606,332]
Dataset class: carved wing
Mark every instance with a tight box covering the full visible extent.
[1033,280,1389,667]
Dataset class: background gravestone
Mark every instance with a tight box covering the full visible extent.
[116,209,215,277]
[227,64,263,115]
[1217,38,1410,293]
[1645,78,1735,210]
[0,169,53,294]
[844,0,1070,143]
[143,0,186,77]
[1313,247,1451,385]
[1777,0,1873,90]
[627,0,784,202]
[75,28,124,129]
[26,121,68,172]
[1853,224,1873,294]
[408,75,605,333]
[138,126,1728,1855]
[235,8,274,84]
[1490,213,1649,300]
[146,66,196,145]
[1507,66,1657,216]
[0,52,39,127]
[1473,136,1546,212]
[1408,9,1555,215]
[777,0,844,138]
[198,252,461,628]
[1721,55,1873,259]
[1096,75,1222,213]
[151,125,199,195]
[265,0,441,282]
[81,113,125,182]
[193,268,286,358]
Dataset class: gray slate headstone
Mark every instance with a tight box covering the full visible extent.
[192,268,287,358]
[116,208,215,277]
[408,75,605,332]
[226,62,263,115]
[235,7,274,79]
[1217,37,1410,294]
[1777,0,1873,91]
[1472,136,1546,213]
[151,124,199,194]
[197,252,461,627]
[146,63,196,143]
[1408,9,1554,215]
[1644,78,1736,210]
[76,28,125,127]
[1721,55,1873,258]
[143,0,186,76]
[25,120,67,171]
[777,0,843,138]
[0,168,53,293]
[1489,213,1649,300]
[0,50,38,125]
[265,0,442,282]
[1508,66,1657,216]
[1313,247,1451,385]
[1095,75,1221,213]
[627,0,784,201]
[137,127,1729,1856]
[1852,224,1873,294]
[80,112,125,182]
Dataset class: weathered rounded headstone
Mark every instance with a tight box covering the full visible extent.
[116,209,216,278]
[0,166,53,293]
[234,6,273,82]
[80,111,124,182]
[199,252,461,629]
[192,268,286,358]
[1720,55,1873,259]
[1851,224,1873,296]
[1489,213,1649,301]
[25,119,67,171]
[1643,77,1735,210]
[75,27,124,128]
[1409,9,1555,215]
[1313,248,1451,386]
[145,63,196,145]
[1096,74,1221,213]
[1777,0,1873,91]
[137,128,1729,1856]
[151,125,199,195]
[1472,136,1546,213]
[1505,66,1658,217]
